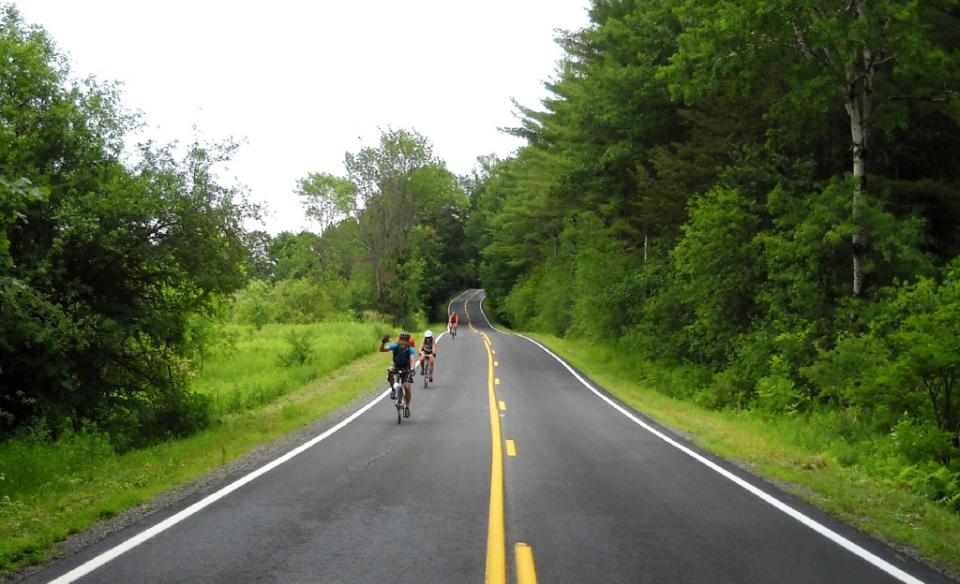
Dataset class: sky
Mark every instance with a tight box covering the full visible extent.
[13,0,592,234]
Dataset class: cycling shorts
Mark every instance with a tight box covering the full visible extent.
[390,368,414,384]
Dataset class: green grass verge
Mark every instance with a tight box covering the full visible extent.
[196,321,388,416]
[525,332,960,576]
[0,326,389,574]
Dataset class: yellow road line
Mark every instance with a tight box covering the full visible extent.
[495,378,501,385]
[484,336,506,584]
[495,361,499,367]
[506,440,517,457]
[498,400,506,411]
[515,543,538,584]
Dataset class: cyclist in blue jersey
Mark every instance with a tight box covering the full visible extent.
[379,331,416,418]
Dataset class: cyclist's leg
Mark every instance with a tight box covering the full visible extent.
[429,354,435,377]
[388,368,400,398]
[404,370,413,406]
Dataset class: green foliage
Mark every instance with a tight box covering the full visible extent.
[232,280,273,328]
[880,272,960,451]
[0,176,46,271]
[892,417,958,467]
[671,187,763,365]
[898,464,960,512]
[297,172,356,233]
[0,7,251,444]
[279,331,313,367]
[286,128,473,325]
[569,223,637,340]
[463,0,960,519]
[194,321,386,417]
[271,279,335,323]
[0,319,391,573]
[755,356,803,415]
[801,333,891,410]
[501,270,540,330]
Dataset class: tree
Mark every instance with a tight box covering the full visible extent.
[297,172,356,234]
[664,0,960,297]
[0,7,253,444]
[342,128,438,318]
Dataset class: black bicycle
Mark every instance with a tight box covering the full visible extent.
[389,368,410,424]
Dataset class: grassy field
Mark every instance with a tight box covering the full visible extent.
[196,321,388,417]
[525,332,960,577]
[0,321,390,573]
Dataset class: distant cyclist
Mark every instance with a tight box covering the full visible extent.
[379,332,416,418]
[419,330,437,382]
[448,311,459,336]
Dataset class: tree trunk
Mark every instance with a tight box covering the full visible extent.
[844,40,874,299]
[849,102,867,299]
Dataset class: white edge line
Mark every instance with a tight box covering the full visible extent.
[514,332,925,584]
[48,388,391,584]
[477,293,499,333]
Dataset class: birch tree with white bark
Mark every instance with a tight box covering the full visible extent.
[663,0,960,297]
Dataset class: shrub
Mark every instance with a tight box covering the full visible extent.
[279,331,313,367]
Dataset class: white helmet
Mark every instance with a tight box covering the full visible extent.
[424,330,433,338]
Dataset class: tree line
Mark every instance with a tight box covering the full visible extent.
[0,6,474,448]
[237,128,475,330]
[467,0,960,510]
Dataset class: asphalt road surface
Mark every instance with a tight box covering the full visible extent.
[25,290,957,583]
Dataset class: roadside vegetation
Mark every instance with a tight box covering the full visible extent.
[0,322,389,571]
[469,0,960,562]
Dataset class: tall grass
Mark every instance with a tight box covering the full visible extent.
[0,320,390,573]
[197,321,388,416]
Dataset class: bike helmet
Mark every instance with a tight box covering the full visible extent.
[398,332,411,341]
[424,330,433,338]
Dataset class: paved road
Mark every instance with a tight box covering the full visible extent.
[26,290,956,583]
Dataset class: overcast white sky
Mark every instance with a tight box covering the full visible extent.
[13,1,592,234]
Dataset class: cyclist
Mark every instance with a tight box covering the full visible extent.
[448,311,459,336]
[418,330,437,382]
[379,332,416,418]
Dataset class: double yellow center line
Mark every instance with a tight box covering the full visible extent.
[482,332,506,583]
[481,329,537,584]
[462,291,537,583]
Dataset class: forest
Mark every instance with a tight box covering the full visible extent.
[470,0,960,515]
[3,0,960,524]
